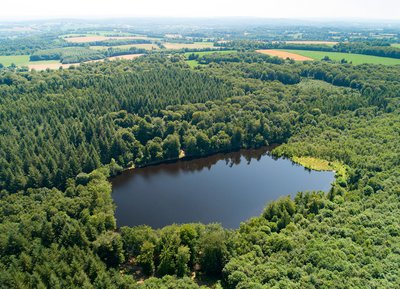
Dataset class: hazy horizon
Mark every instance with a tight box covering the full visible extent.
[1,0,399,21]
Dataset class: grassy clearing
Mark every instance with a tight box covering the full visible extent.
[292,156,347,179]
[391,44,400,48]
[0,55,30,66]
[186,60,202,68]
[0,55,60,67]
[280,49,400,65]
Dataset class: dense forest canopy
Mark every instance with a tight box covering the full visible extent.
[1,38,400,289]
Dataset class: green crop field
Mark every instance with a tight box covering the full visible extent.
[280,49,400,65]
[391,43,400,48]
[0,55,31,66]
[0,55,60,67]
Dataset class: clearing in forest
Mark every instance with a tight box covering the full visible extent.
[256,49,313,61]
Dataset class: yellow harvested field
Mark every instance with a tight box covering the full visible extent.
[28,63,76,70]
[64,36,152,43]
[163,42,214,49]
[256,49,313,61]
[107,54,144,61]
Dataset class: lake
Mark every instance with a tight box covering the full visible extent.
[111,147,335,229]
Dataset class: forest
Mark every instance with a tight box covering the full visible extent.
[1,48,400,288]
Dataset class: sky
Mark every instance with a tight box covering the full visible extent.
[1,0,399,21]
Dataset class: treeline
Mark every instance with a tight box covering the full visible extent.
[29,47,146,63]
[85,39,152,47]
[30,47,105,63]
[334,42,400,59]
[194,52,399,109]
[273,42,400,59]
[0,34,65,55]
[216,40,400,59]
[188,51,285,65]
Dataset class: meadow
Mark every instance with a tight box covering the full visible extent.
[280,49,400,65]
[0,55,59,67]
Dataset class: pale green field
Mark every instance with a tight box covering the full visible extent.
[186,60,202,68]
[391,44,400,48]
[90,44,159,51]
[0,55,30,66]
[280,50,400,65]
[0,55,60,67]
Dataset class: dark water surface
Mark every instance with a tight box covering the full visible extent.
[111,147,334,229]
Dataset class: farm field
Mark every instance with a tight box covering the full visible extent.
[28,62,73,70]
[280,49,400,65]
[64,35,156,43]
[392,43,400,48]
[164,42,214,49]
[28,53,143,70]
[0,55,60,67]
[90,43,159,50]
[256,49,313,61]
[0,55,31,66]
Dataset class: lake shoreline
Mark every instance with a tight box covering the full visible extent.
[118,144,281,175]
[111,145,336,229]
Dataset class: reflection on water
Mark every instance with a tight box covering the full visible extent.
[111,147,334,229]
